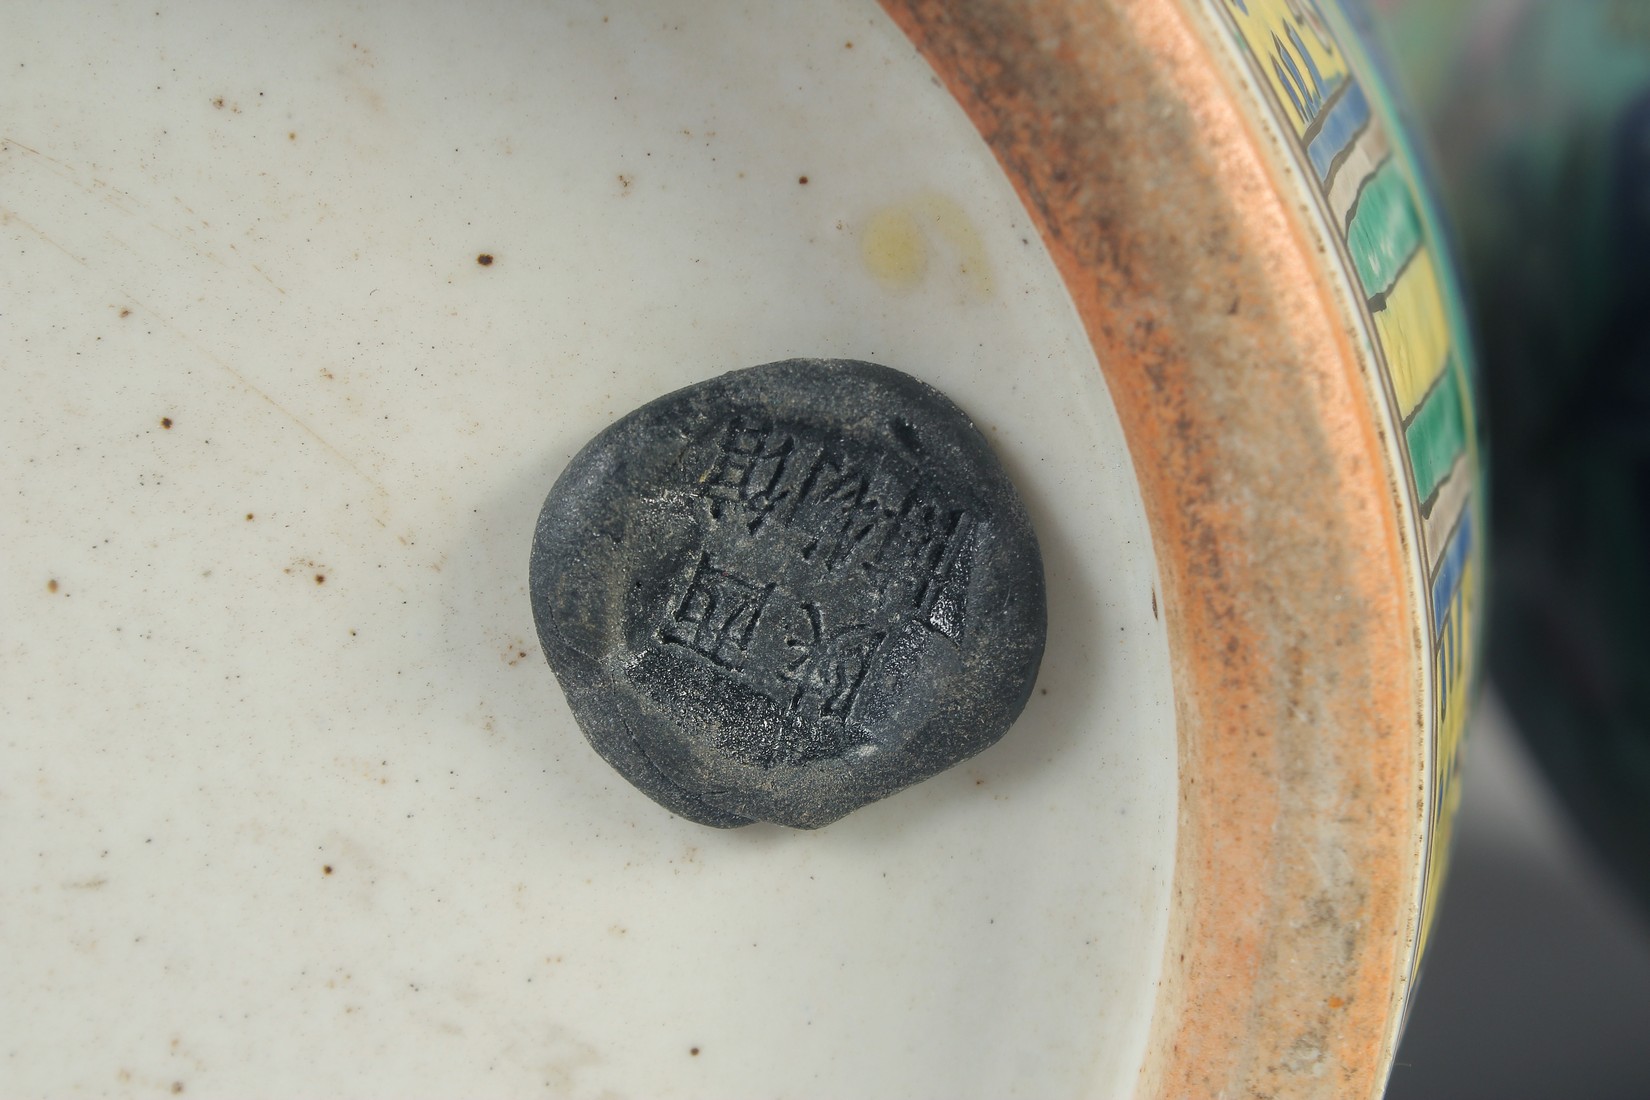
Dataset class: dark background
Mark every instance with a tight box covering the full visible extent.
[1388,694,1650,1100]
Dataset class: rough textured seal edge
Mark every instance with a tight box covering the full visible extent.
[876,3,1430,1098]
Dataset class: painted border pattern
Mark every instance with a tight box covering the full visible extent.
[1206,0,1483,988]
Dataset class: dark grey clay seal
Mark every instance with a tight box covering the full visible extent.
[529,359,1045,829]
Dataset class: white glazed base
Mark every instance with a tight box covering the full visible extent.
[1,2,1176,1096]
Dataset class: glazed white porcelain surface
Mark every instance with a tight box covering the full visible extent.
[1,2,1176,1096]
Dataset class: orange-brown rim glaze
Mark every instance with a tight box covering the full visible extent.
[878,2,1424,1097]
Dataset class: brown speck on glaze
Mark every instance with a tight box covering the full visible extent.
[46,578,58,593]
[798,174,809,185]
[171,1084,184,1095]
[689,1047,700,1057]
[288,131,297,141]
[245,513,254,521]
[160,417,173,429]
[323,865,333,875]
[476,253,494,266]
[119,307,131,318]
[314,574,326,585]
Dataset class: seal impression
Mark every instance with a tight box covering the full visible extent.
[530,359,1046,828]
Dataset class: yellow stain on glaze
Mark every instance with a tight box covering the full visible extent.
[862,207,928,288]
[1373,247,1451,417]
[860,192,992,297]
